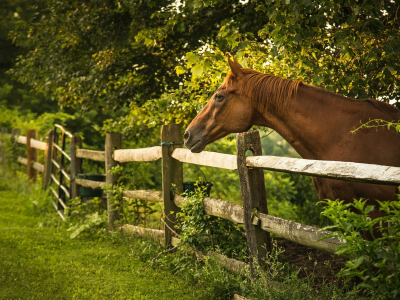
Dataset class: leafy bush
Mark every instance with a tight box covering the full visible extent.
[66,197,108,239]
[321,198,400,299]
[67,211,107,239]
[176,183,249,261]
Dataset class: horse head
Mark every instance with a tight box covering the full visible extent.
[184,57,255,153]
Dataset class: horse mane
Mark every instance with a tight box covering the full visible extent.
[221,68,301,113]
[221,68,400,118]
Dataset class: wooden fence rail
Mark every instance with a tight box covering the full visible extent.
[171,148,237,170]
[4,125,400,285]
[247,155,400,186]
[123,190,162,202]
[76,149,105,161]
[17,157,45,173]
[114,146,162,162]
[16,135,27,144]
[119,190,344,253]
[75,178,106,190]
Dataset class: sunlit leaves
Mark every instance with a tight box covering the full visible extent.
[320,198,400,298]
[255,0,400,102]
[8,0,400,135]
[191,64,203,77]
[186,52,200,66]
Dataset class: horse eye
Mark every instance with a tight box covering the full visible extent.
[214,93,225,102]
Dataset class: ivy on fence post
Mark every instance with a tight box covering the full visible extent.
[237,130,271,277]
[105,133,122,231]
[161,124,183,248]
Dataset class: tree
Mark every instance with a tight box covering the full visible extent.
[9,0,269,112]
[255,0,400,103]
[0,0,56,114]
[112,0,400,131]
[8,0,400,146]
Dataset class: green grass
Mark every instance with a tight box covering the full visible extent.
[0,190,213,300]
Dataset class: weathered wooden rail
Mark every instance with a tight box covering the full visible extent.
[5,125,400,286]
[247,155,400,186]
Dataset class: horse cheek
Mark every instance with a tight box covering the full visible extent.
[234,105,253,132]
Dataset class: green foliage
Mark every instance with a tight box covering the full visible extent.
[155,238,350,300]
[156,248,246,299]
[261,130,300,158]
[242,241,350,300]
[321,198,400,299]
[0,104,74,137]
[0,0,55,115]
[9,0,398,134]
[66,197,108,239]
[9,0,266,112]
[352,119,400,134]
[67,211,107,239]
[177,183,249,261]
[255,0,400,103]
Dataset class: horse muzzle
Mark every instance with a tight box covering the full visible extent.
[184,130,206,153]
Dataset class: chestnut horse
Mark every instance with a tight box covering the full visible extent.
[184,58,400,239]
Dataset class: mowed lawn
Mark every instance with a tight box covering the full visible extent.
[0,190,211,300]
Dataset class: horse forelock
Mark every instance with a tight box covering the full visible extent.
[220,69,301,114]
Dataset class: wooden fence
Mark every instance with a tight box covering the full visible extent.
[6,128,49,182]
[4,124,400,280]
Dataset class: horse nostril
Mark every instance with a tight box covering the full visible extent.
[184,131,189,140]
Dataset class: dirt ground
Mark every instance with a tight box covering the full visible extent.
[274,238,347,284]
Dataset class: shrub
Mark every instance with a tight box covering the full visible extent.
[176,183,249,261]
[320,198,400,299]
[66,197,108,239]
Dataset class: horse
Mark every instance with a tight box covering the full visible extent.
[184,57,400,240]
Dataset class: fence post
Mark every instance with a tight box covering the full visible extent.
[161,124,183,248]
[43,130,54,189]
[105,133,122,230]
[26,129,38,182]
[237,130,271,276]
[70,135,82,198]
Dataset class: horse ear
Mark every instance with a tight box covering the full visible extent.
[228,56,243,78]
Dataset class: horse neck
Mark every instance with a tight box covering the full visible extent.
[255,84,372,160]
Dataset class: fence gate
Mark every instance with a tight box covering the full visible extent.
[49,124,73,220]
